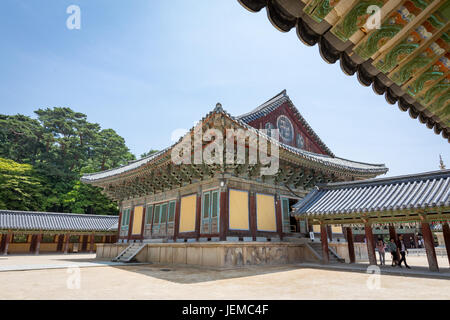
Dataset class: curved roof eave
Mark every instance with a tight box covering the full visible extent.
[81,106,388,184]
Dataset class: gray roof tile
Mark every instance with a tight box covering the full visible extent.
[0,210,118,232]
[294,170,450,217]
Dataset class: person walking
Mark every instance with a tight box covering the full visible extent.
[409,237,415,249]
[386,238,398,267]
[397,235,411,269]
[376,239,385,265]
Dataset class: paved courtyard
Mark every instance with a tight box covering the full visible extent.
[0,253,449,299]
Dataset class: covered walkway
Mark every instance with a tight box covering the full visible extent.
[0,210,118,255]
[294,169,450,272]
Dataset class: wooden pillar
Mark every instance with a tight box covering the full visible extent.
[127,208,134,242]
[140,207,146,242]
[2,232,12,255]
[346,227,356,264]
[63,233,70,254]
[195,193,202,240]
[320,224,329,264]
[173,197,181,241]
[219,190,228,241]
[89,233,95,253]
[57,234,64,252]
[34,233,42,255]
[117,210,123,241]
[327,225,333,241]
[389,225,401,258]
[422,222,439,271]
[249,192,257,240]
[443,223,450,267]
[365,223,377,265]
[275,196,283,239]
[29,235,36,253]
[414,233,419,248]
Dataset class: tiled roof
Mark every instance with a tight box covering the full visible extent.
[237,90,334,156]
[82,100,388,183]
[293,170,450,217]
[0,210,118,232]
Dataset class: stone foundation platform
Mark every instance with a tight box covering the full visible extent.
[96,241,320,267]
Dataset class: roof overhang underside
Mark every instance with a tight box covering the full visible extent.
[81,107,388,200]
[238,0,450,142]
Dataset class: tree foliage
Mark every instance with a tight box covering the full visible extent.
[0,107,138,215]
[0,158,44,211]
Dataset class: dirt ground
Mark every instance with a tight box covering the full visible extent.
[0,253,449,300]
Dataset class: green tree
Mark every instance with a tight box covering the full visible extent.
[93,128,135,171]
[140,149,159,158]
[0,114,45,164]
[0,158,45,210]
[0,107,138,215]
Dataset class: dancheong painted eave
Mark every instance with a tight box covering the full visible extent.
[237,0,450,142]
[293,169,450,217]
[81,92,388,187]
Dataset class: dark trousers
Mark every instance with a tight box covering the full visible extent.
[391,252,398,265]
[398,251,408,267]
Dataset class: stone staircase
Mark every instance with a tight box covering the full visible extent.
[112,243,145,262]
[308,242,344,264]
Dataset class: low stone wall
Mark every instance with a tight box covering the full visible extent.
[96,242,321,267]
[329,242,369,262]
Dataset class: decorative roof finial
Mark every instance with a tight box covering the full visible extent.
[214,102,223,112]
[439,154,446,170]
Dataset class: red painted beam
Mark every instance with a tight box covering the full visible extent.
[219,190,229,241]
[63,233,70,254]
[346,227,356,264]
[249,192,257,240]
[173,197,181,242]
[89,233,95,253]
[443,223,450,267]
[2,232,12,256]
[320,224,329,264]
[34,234,42,255]
[275,196,283,239]
[365,223,377,265]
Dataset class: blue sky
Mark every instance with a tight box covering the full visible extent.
[0,0,448,177]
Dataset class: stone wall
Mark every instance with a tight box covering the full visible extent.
[96,242,321,267]
[329,242,369,262]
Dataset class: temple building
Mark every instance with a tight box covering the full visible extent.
[82,91,388,254]
[237,0,450,142]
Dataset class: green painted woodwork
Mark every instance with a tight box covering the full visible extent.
[411,0,432,11]
[201,190,220,234]
[429,90,450,112]
[332,0,385,42]
[304,0,340,23]
[377,42,419,73]
[419,79,450,104]
[391,54,433,85]
[355,24,403,60]
[407,68,444,96]
[145,205,154,224]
